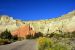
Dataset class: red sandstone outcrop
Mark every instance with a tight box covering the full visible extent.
[11,25,35,38]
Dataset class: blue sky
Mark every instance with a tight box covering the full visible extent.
[0,0,75,20]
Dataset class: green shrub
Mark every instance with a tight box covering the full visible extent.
[38,37,69,50]
[33,32,43,38]
[46,33,54,38]
[26,34,33,39]
[0,29,18,45]
[11,35,18,41]
[61,31,75,38]
[53,44,68,50]
[38,37,53,50]
[26,32,43,39]
[13,35,18,40]
[0,38,11,45]
[18,37,24,41]
[0,29,12,40]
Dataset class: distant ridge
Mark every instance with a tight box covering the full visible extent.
[0,10,75,37]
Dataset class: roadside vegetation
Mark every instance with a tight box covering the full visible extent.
[25,30,75,50]
[38,37,70,50]
[0,29,75,50]
[26,32,43,39]
[37,30,75,50]
[0,29,18,45]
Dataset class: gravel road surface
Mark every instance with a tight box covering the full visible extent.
[0,40,38,50]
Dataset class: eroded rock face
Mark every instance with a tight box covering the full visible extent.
[11,25,35,38]
[0,15,18,33]
[24,10,75,34]
[0,10,75,37]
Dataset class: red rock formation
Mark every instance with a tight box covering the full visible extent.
[11,25,35,38]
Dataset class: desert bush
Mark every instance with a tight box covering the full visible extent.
[46,31,75,39]
[26,34,33,39]
[26,32,43,39]
[0,29,12,40]
[53,43,68,50]
[33,32,43,38]
[11,35,18,41]
[18,37,24,41]
[0,38,11,45]
[46,33,54,38]
[71,46,75,50]
[70,31,75,38]
[12,35,18,40]
[0,29,18,45]
[38,37,53,50]
[46,33,63,40]
[45,30,75,39]
[38,37,69,50]
[61,31,75,38]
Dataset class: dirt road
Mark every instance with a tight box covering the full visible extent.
[0,40,38,50]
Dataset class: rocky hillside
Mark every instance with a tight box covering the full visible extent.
[24,10,75,34]
[0,10,75,37]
